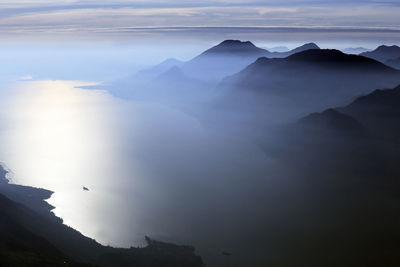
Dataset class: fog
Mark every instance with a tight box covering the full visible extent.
[1,40,400,266]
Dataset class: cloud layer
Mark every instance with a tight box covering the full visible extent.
[0,1,399,40]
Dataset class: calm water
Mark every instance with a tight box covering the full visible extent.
[0,79,273,266]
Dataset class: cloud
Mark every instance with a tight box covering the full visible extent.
[0,0,399,40]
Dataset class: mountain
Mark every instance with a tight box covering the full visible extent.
[0,193,95,267]
[105,40,322,101]
[0,165,204,267]
[274,42,320,57]
[258,83,400,267]
[137,40,321,84]
[135,58,184,81]
[342,47,370,54]
[299,108,365,136]
[338,84,400,141]
[360,45,400,62]
[181,40,269,82]
[342,84,400,114]
[182,41,321,82]
[197,40,267,56]
[216,49,400,124]
[278,84,400,156]
[134,66,208,103]
[386,57,400,69]
[267,46,289,52]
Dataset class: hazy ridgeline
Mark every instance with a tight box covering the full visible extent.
[1,40,400,267]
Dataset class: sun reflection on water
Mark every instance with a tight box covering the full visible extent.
[0,80,145,246]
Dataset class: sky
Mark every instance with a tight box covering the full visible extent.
[1,0,400,41]
[0,0,400,69]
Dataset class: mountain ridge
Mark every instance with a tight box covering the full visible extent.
[360,45,400,63]
[214,49,400,125]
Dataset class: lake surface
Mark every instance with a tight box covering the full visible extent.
[0,79,274,266]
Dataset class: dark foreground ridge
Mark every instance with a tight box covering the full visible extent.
[259,84,400,266]
[0,165,203,267]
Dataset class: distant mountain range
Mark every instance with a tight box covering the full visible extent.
[267,46,289,52]
[341,47,370,54]
[361,45,400,69]
[216,49,400,123]
[172,40,320,82]
[361,45,400,62]
[105,40,322,101]
[101,40,400,121]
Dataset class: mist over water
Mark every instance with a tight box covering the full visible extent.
[1,38,400,267]
[0,78,280,266]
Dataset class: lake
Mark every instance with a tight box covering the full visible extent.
[0,79,274,266]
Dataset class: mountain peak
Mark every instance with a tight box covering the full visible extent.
[360,45,400,62]
[376,45,400,51]
[218,39,256,47]
[160,58,183,65]
[287,49,347,61]
[203,40,267,56]
[286,49,389,66]
[291,42,320,53]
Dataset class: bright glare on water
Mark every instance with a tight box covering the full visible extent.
[0,79,272,265]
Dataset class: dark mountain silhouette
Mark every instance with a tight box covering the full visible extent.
[197,40,267,56]
[0,165,203,267]
[181,40,320,82]
[0,193,95,267]
[216,49,400,124]
[258,84,400,266]
[342,84,400,113]
[278,83,400,160]
[338,84,400,141]
[360,45,400,63]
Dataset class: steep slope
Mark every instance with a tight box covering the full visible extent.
[0,165,204,267]
[360,45,400,63]
[258,84,400,266]
[0,193,95,267]
[338,84,400,141]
